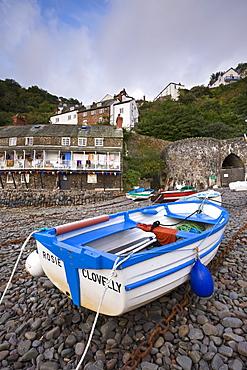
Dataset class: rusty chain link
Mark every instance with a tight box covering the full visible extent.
[121,221,247,369]
[2,205,247,369]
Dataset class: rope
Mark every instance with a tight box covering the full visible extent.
[176,221,205,233]
[0,231,33,305]
[0,228,47,305]
[159,209,199,227]
[75,254,131,370]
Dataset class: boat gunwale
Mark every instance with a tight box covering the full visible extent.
[33,200,229,271]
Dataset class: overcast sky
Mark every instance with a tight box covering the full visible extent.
[1,0,247,104]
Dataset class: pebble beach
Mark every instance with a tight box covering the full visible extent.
[0,189,247,370]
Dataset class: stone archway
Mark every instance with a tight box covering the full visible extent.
[221,153,245,186]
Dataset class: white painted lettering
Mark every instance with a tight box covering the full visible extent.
[81,269,121,293]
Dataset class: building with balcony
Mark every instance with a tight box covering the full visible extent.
[0,124,123,191]
[209,67,241,88]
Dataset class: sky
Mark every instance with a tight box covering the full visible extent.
[1,0,247,105]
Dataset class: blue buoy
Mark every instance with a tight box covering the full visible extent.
[190,259,214,297]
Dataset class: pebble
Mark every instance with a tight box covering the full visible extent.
[0,189,247,369]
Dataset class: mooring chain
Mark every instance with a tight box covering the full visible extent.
[209,221,247,272]
[121,221,247,370]
[121,291,193,370]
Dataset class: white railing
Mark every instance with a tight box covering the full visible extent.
[0,159,121,171]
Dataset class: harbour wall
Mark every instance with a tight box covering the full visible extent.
[0,189,118,208]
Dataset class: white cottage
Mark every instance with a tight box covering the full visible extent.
[154,82,185,102]
[209,67,241,88]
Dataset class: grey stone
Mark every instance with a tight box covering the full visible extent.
[218,344,233,357]
[65,334,77,346]
[40,362,60,370]
[221,317,243,328]
[140,362,159,370]
[188,328,204,340]
[176,355,192,370]
[45,326,61,340]
[211,354,224,370]
[189,350,201,364]
[19,348,39,362]
[237,341,247,357]
[17,339,31,356]
[228,359,244,370]
[75,342,85,356]
[202,323,218,336]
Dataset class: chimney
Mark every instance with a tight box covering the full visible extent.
[13,115,27,126]
[116,115,123,129]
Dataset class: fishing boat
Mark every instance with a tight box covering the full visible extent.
[151,185,197,203]
[229,181,247,191]
[26,200,228,316]
[178,190,222,205]
[126,187,154,201]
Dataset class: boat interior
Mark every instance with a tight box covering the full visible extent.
[56,204,216,256]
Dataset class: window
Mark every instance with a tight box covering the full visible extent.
[25,137,33,146]
[6,173,13,183]
[119,108,124,114]
[68,115,71,120]
[21,174,29,183]
[55,117,59,123]
[99,108,104,114]
[62,137,70,146]
[9,137,17,146]
[83,112,87,117]
[73,114,76,119]
[78,138,87,146]
[91,110,95,115]
[95,138,104,146]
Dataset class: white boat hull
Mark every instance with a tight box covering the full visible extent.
[28,201,228,316]
[229,181,247,191]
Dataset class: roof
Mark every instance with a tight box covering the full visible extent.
[78,99,116,113]
[113,97,135,106]
[0,124,123,139]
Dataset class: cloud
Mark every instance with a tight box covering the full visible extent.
[0,0,247,104]
[97,0,247,98]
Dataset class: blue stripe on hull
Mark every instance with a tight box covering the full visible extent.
[125,234,223,291]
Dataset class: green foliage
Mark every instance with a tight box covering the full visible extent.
[123,169,141,189]
[0,79,79,126]
[137,76,247,141]
[236,63,247,74]
[123,143,166,190]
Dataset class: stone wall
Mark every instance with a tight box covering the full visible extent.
[162,137,247,190]
[0,172,122,191]
[0,189,118,208]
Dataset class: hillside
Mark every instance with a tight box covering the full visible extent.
[0,79,79,126]
[1,73,247,142]
[123,131,168,189]
[137,76,247,141]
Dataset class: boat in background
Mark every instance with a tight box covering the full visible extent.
[26,199,228,316]
[151,185,197,203]
[177,190,222,205]
[126,187,154,201]
[229,181,247,191]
